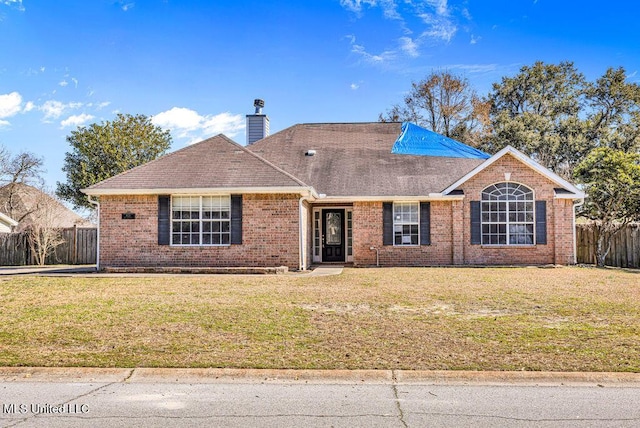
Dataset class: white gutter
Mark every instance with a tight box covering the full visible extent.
[318,194,465,203]
[82,186,319,197]
[87,195,100,271]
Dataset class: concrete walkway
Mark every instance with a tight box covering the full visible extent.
[0,265,343,277]
[0,265,97,276]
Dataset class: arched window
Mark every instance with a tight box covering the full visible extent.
[481,182,534,245]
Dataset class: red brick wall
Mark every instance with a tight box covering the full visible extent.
[349,154,576,266]
[459,153,576,265]
[99,193,301,269]
[98,154,577,269]
[351,201,454,266]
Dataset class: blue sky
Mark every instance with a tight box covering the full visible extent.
[1,0,639,190]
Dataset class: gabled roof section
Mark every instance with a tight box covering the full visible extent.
[84,134,311,195]
[441,145,585,199]
[249,122,485,198]
[392,122,490,159]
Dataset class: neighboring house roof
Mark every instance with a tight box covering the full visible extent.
[441,145,586,199]
[84,134,311,195]
[249,122,485,198]
[0,183,94,230]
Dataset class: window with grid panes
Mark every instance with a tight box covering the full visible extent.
[481,183,534,245]
[171,196,230,246]
[393,202,419,246]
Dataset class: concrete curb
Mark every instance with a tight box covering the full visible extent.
[1,367,639,386]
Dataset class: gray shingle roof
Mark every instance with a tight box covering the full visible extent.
[85,134,308,193]
[249,122,485,196]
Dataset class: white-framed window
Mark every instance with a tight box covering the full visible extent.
[346,210,353,257]
[313,211,321,259]
[393,202,419,246]
[171,196,230,246]
[481,183,534,245]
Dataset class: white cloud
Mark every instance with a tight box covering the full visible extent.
[350,83,360,90]
[419,12,457,42]
[339,0,377,14]
[39,100,83,121]
[399,36,419,57]
[348,35,396,65]
[23,101,35,112]
[0,91,22,118]
[426,0,449,17]
[342,0,465,63]
[86,101,111,110]
[1,0,24,11]
[152,107,245,143]
[153,107,202,130]
[71,77,79,88]
[447,63,498,73]
[40,101,65,120]
[121,2,135,11]
[60,113,95,128]
[59,80,68,87]
[0,119,10,128]
[379,0,401,20]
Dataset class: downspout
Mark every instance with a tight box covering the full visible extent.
[87,195,100,271]
[573,198,584,265]
[299,195,306,271]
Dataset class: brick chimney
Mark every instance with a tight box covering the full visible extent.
[246,99,270,145]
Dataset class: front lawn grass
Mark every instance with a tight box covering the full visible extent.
[0,267,638,371]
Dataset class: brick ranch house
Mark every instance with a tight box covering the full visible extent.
[83,115,584,271]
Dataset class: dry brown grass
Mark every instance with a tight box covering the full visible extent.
[0,266,638,371]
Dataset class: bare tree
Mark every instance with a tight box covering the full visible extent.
[24,189,66,266]
[379,70,491,146]
[0,147,44,221]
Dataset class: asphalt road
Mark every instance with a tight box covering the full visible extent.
[1,369,639,427]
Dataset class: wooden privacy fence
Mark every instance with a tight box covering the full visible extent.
[576,223,640,268]
[0,227,97,266]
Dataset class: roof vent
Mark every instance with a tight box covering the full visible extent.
[246,99,270,145]
[254,98,264,114]
[305,149,316,156]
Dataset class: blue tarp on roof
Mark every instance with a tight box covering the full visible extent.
[391,122,490,159]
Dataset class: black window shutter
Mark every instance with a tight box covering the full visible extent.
[420,202,431,245]
[535,200,547,245]
[158,195,170,245]
[470,201,481,245]
[231,195,243,245]
[382,202,393,246]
